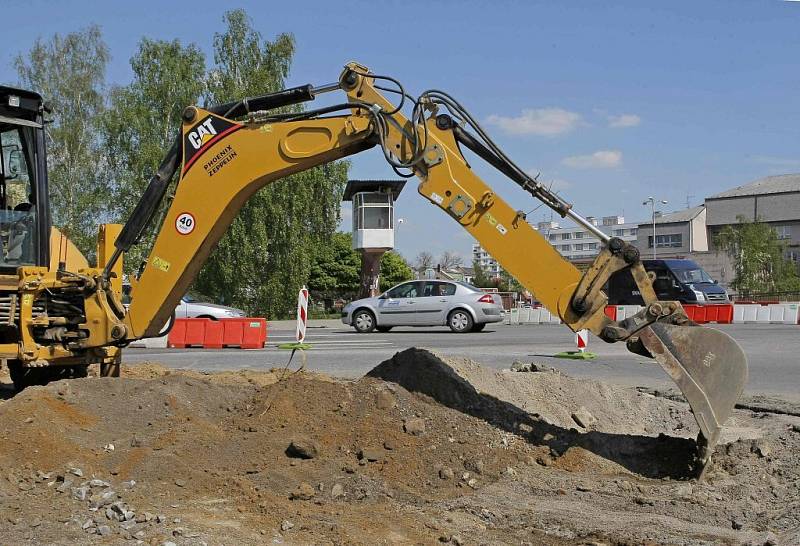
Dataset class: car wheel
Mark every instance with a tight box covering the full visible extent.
[448,309,473,333]
[353,309,376,333]
[471,323,486,332]
[376,326,393,333]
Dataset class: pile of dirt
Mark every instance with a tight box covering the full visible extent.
[0,349,797,545]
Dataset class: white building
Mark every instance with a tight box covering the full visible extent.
[472,243,503,278]
[540,215,640,263]
[471,215,639,274]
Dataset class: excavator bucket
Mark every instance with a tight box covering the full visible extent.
[637,322,748,465]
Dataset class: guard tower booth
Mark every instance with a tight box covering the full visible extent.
[343,179,406,298]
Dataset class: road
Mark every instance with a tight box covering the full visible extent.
[123,322,800,400]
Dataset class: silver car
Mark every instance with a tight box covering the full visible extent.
[122,285,246,320]
[176,294,246,320]
[341,280,504,333]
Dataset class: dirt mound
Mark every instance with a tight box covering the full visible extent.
[0,348,796,545]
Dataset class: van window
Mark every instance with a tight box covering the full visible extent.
[672,267,713,284]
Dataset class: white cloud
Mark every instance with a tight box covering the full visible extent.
[486,108,582,136]
[607,113,641,128]
[561,150,623,169]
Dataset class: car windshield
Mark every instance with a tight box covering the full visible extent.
[672,267,713,284]
[183,294,198,303]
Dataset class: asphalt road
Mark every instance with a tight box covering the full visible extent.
[123,322,799,400]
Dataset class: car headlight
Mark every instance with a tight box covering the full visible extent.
[692,290,706,302]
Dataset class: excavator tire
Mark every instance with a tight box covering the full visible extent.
[8,361,88,392]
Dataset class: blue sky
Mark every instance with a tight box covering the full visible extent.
[2,1,799,264]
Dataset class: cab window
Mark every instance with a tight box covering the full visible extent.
[386,282,421,298]
[0,123,37,266]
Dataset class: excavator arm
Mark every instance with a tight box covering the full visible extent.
[112,62,746,466]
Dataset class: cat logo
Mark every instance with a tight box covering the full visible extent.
[187,118,218,150]
[182,114,242,175]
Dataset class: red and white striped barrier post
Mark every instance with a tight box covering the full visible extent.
[554,328,596,360]
[575,329,588,353]
[296,285,308,343]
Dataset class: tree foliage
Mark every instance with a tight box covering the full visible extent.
[714,216,800,295]
[472,258,491,287]
[100,38,206,270]
[14,25,110,256]
[379,251,414,291]
[193,10,349,318]
[308,232,360,301]
[309,232,413,300]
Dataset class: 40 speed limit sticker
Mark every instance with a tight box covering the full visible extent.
[175,212,196,235]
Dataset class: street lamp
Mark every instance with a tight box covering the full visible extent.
[643,197,668,259]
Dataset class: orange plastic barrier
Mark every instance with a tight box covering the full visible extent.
[204,320,224,349]
[221,318,268,349]
[604,306,617,321]
[682,304,733,324]
[168,318,211,348]
[167,317,267,349]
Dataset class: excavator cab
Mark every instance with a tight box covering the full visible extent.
[0,86,51,270]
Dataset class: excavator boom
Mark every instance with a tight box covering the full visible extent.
[12,63,746,468]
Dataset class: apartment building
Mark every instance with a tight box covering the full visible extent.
[540,215,640,263]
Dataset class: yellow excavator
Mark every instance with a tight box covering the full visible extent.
[0,63,747,465]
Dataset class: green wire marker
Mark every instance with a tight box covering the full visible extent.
[553,350,597,360]
[279,342,312,350]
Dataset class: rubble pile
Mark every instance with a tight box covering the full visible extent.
[0,349,796,545]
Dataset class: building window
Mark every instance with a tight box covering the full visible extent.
[562,232,572,240]
[647,234,683,248]
[549,234,557,241]
[775,225,792,240]
[561,244,571,251]
[630,228,638,236]
[612,229,624,236]
[573,232,583,239]
[573,243,583,251]
[585,242,597,250]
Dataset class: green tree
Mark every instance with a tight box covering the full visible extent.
[193,9,348,318]
[308,232,360,301]
[472,258,490,287]
[714,216,800,295]
[379,251,414,291]
[15,25,110,256]
[100,38,206,270]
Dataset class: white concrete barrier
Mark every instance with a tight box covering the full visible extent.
[505,305,561,325]
[615,305,644,321]
[733,303,800,324]
[128,334,168,348]
[767,303,799,324]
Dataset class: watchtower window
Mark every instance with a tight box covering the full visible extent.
[352,192,393,230]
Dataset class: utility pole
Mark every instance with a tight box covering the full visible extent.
[643,196,668,260]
